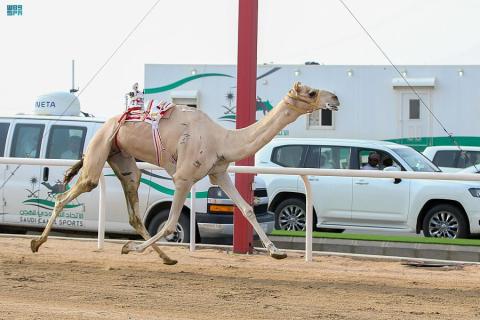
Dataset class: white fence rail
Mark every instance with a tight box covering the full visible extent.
[1,157,480,262]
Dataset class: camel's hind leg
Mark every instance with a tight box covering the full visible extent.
[210,172,287,259]
[31,118,118,253]
[30,172,101,252]
[108,153,177,265]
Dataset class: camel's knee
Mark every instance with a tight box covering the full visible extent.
[82,179,98,192]
[161,220,177,235]
[128,214,142,228]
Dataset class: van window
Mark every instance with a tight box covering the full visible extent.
[10,123,44,158]
[271,145,306,167]
[304,146,351,169]
[46,125,87,160]
[0,123,10,156]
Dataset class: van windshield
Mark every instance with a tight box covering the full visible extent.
[392,147,441,172]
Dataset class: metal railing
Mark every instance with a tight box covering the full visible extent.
[1,157,480,262]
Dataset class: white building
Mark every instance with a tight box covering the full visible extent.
[144,64,480,150]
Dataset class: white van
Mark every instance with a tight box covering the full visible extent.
[0,99,273,242]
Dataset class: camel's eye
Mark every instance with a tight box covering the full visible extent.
[308,91,317,98]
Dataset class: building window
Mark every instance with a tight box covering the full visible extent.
[409,99,420,119]
[308,109,334,129]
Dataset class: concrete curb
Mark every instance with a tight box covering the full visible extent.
[267,236,480,262]
[2,233,479,264]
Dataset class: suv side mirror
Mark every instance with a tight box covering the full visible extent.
[383,166,401,184]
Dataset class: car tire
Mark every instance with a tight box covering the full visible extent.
[422,204,469,239]
[147,209,190,243]
[275,198,308,231]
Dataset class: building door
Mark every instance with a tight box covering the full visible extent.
[400,91,432,149]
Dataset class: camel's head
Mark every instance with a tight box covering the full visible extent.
[286,82,340,114]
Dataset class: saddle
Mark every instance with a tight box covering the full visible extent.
[115,100,176,165]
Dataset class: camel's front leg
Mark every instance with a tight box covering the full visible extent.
[210,172,287,259]
[122,178,192,254]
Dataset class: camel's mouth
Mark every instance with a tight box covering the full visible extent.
[325,103,339,111]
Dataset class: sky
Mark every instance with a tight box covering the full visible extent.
[1,0,480,117]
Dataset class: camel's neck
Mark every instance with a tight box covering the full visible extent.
[223,100,301,162]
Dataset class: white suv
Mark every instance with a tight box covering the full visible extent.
[423,146,480,172]
[255,138,480,238]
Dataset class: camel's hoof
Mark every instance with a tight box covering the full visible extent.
[266,243,287,260]
[163,258,178,266]
[270,251,288,260]
[121,241,135,254]
[30,239,40,253]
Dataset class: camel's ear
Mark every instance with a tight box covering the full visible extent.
[294,82,302,93]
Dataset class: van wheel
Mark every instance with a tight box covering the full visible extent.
[422,204,469,239]
[275,198,308,231]
[147,209,190,243]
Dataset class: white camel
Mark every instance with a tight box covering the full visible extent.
[30,82,340,265]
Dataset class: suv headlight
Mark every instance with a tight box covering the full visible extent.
[468,188,480,198]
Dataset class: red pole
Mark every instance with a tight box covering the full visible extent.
[234,0,258,254]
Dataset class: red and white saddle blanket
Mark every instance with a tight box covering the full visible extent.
[116,100,176,165]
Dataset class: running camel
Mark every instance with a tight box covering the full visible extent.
[30,82,340,265]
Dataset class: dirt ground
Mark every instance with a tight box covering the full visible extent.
[0,237,479,320]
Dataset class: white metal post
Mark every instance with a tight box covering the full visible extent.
[300,175,313,262]
[190,184,196,252]
[97,174,106,250]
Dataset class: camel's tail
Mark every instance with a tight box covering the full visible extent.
[63,157,84,185]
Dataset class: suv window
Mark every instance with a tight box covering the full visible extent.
[271,145,307,167]
[432,150,457,167]
[358,149,402,170]
[0,123,10,156]
[46,125,87,160]
[304,146,352,169]
[10,123,44,158]
[432,150,480,169]
[458,151,480,168]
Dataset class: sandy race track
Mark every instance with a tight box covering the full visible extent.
[0,236,479,320]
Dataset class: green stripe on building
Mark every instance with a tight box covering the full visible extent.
[144,73,233,94]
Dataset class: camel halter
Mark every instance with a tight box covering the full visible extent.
[283,90,320,114]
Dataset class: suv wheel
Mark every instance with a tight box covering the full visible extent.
[275,198,307,231]
[422,204,469,239]
[147,209,190,243]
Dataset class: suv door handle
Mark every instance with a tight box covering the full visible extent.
[355,180,369,185]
